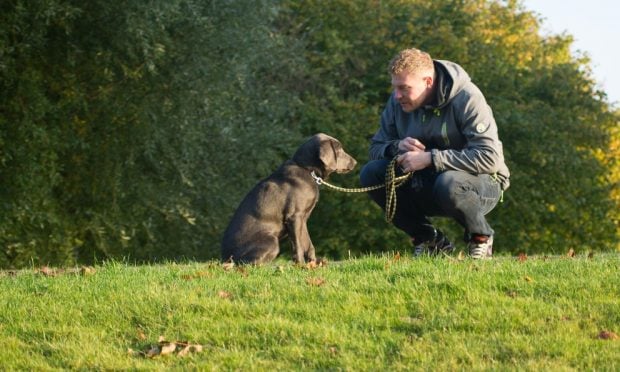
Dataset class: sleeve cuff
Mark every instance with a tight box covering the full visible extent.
[431,149,441,171]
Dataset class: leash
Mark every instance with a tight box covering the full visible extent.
[310,157,413,223]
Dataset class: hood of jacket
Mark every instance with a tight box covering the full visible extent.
[424,60,471,110]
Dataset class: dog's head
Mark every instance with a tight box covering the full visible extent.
[293,133,357,177]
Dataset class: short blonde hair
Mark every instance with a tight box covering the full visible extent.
[388,48,434,76]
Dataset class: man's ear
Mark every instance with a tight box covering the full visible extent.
[424,75,433,89]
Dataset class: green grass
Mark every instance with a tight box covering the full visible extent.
[0,253,618,370]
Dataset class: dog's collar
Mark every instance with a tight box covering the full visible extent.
[310,171,323,185]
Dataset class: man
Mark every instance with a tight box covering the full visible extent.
[360,48,510,259]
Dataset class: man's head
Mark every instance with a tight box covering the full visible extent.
[388,48,435,112]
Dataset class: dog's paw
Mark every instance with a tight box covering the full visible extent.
[304,257,328,269]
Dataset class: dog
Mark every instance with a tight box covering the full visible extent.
[221,133,357,264]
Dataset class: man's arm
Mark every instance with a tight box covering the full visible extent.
[369,95,402,160]
[431,86,503,175]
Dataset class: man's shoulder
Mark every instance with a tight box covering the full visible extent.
[450,81,486,106]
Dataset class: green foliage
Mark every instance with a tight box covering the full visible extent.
[0,0,618,267]
[0,0,304,267]
[0,256,618,369]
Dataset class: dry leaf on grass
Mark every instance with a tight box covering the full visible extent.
[37,266,59,277]
[178,343,203,357]
[218,290,233,299]
[139,336,204,358]
[181,271,211,281]
[306,277,326,287]
[567,248,576,258]
[597,330,619,340]
[80,266,97,276]
[518,253,527,262]
[137,329,147,341]
[328,346,338,355]
[159,342,177,356]
[36,266,96,277]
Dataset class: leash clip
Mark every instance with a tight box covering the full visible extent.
[310,171,323,185]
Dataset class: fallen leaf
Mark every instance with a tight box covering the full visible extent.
[178,343,203,357]
[306,261,318,269]
[393,251,401,262]
[524,276,533,282]
[597,330,619,340]
[518,253,527,262]
[38,266,57,277]
[80,266,96,276]
[181,271,211,281]
[567,248,576,258]
[160,342,177,356]
[139,337,205,358]
[506,291,517,298]
[137,329,147,341]
[306,277,326,287]
[146,346,160,358]
[177,345,192,357]
[236,266,248,277]
[218,290,233,299]
[588,251,595,259]
[457,251,465,261]
[316,257,328,267]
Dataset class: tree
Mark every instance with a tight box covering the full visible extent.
[0,0,305,267]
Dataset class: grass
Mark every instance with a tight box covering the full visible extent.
[0,252,618,370]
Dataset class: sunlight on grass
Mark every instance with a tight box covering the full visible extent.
[0,254,618,369]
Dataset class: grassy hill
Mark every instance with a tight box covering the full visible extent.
[0,253,618,370]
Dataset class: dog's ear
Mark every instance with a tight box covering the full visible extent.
[319,139,340,172]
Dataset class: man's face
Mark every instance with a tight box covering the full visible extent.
[391,72,431,112]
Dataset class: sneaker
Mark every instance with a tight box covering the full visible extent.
[413,229,454,257]
[468,235,493,259]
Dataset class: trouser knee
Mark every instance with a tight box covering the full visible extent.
[360,159,390,187]
[433,172,458,207]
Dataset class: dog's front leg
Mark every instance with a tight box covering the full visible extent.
[301,219,316,263]
[286,217,314,264]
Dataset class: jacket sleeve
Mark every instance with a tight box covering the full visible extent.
[369,95,401,160]
[431,86,503,174]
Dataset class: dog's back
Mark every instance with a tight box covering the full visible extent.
[221,165,295,263]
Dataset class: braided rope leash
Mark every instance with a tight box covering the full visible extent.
[310,156,413,223]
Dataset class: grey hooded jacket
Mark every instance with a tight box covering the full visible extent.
[369,60,510,190]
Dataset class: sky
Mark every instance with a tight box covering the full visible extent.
[522,0,619,107]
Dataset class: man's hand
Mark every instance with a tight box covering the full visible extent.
[397,151,432,173]
[398,137,426,153]
[396,138,431,173]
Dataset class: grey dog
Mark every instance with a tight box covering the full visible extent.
[221,133,357,264]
